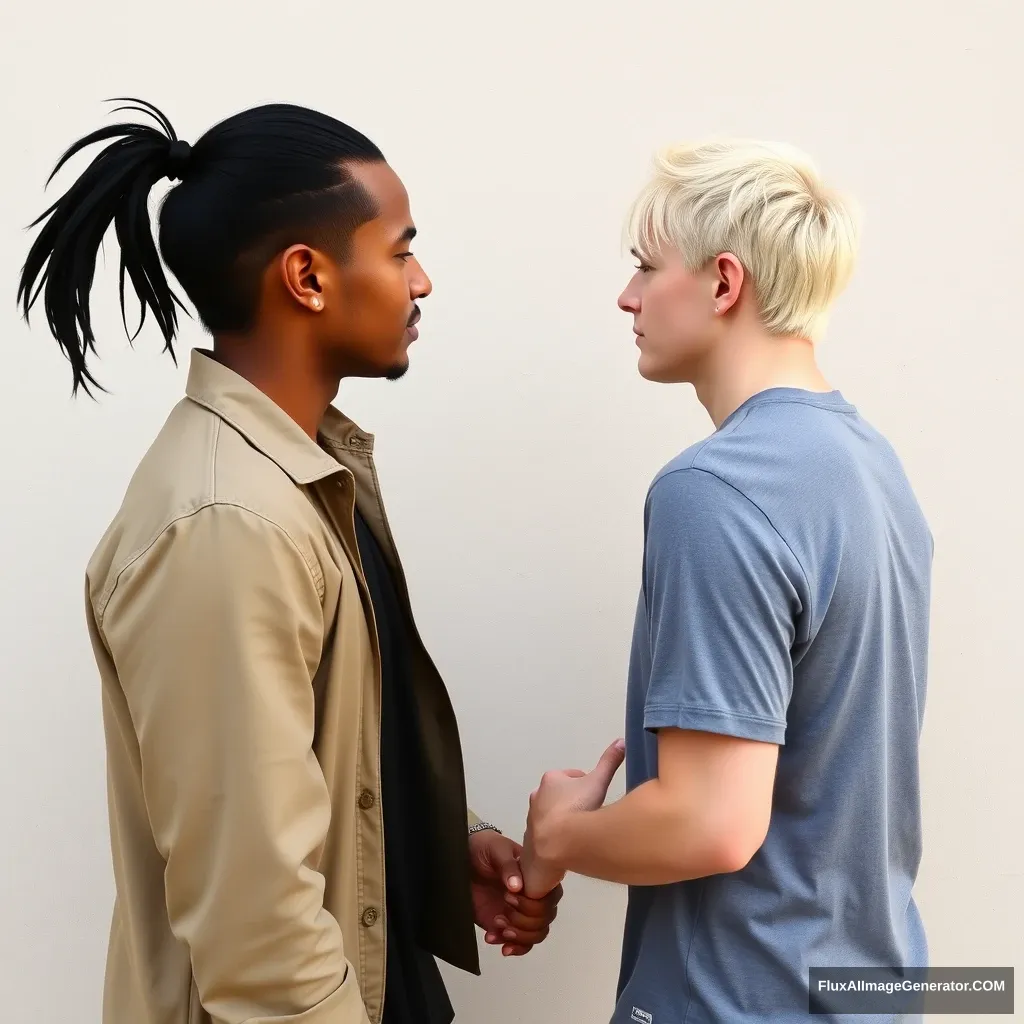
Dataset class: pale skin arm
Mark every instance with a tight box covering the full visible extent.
[521,729,778,896]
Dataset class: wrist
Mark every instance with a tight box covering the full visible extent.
[534,806,578,869]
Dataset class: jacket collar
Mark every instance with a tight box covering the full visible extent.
[184,349,375,485]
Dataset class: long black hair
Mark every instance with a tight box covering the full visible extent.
[17,98,385,396]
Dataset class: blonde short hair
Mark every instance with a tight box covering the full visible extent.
[626,139,861,341]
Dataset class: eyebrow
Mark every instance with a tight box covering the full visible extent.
[395,225,417,246]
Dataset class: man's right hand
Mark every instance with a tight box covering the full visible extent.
[520,740,627,898]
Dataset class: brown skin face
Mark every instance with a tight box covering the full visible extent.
[214,160,431,437]
[304,160,430,381]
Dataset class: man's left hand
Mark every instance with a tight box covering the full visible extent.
[468,828,562,957]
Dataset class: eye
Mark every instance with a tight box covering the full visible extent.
[635,262,654,274]
[396,251,414,262]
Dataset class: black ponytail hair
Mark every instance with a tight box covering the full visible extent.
[17,98,385,396]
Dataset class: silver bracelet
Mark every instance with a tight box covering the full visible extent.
[468,821,502,836]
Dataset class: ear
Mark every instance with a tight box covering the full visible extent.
[712,253,745,317]
[278,244,332,313]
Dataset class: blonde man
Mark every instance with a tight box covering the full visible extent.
[522,141,933,1022]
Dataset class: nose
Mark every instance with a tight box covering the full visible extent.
[618,287,640,314]
[411,257,432,300]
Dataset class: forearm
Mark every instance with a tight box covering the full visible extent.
[549,779,736,887]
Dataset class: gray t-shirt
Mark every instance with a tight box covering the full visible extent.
[614,388,932,1024]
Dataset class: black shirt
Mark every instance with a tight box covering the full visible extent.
[352,509,455,1024]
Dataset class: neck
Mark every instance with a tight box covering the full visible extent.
[211,332,339,440]
[692,328,832,429]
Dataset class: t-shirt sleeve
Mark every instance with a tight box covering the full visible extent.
[642,467,806,745]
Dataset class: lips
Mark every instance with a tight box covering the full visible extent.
[406,307,421,340]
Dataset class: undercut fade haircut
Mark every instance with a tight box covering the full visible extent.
[626,139,861,342]
[17,98,385,396]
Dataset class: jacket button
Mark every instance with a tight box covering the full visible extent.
[362,906,379,927]
[358,789,375,809]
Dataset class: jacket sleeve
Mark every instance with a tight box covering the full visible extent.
[97,503,370,1024]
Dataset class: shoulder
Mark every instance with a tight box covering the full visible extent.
[87,401,333,620]
[647,415,771,526]
[653,399,878,522]
[644,463,778,547]
[644,437,807,587]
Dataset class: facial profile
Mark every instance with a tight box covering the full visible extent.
[285,160,432,382]
[618,246,732,384]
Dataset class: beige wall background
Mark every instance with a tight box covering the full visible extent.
[1,1,1020,1020]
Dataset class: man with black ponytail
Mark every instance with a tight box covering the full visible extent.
[18,99,561,1024]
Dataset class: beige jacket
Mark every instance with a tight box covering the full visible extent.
[86,350,481,1024]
